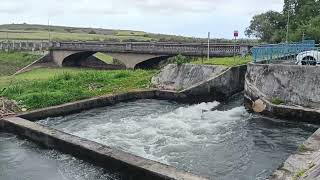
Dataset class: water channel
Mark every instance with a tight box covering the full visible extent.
[36,94,318,179]
[0,132,122,180]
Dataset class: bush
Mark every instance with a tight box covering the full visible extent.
[173,54,190,65]
[88,30,96,34]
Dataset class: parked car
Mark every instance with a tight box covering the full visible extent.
[296,50,320,65]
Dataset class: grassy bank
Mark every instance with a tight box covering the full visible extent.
[0,68,157,110]
[0,51,42,76]
[191,56,252,67]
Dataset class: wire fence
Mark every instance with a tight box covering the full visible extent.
[252,40,317,63]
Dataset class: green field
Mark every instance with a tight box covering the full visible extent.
[0,24,199,42]
[0,51,42,76]
[0,68,157,110]
[191,56,252,67]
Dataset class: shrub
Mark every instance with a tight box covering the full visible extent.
[174,54,190,65]
[88,30,96,34]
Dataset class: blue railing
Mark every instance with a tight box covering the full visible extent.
[252,40,316,63]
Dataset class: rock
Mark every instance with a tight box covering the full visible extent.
[252,99,266,113]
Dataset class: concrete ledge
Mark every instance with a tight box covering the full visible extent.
[17,90,194,121]
[244,79,320,123]
[0,117,206,180]
[19,90,157,121]
[270,129,320,180]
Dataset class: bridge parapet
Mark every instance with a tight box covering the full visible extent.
[0,40,251,57]
[0,41,50,51]
[52,42,250,56]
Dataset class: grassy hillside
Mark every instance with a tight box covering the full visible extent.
[0,23,200,42]
[0,51,42,76]
[0,23,258,43]
[0,68,157,109]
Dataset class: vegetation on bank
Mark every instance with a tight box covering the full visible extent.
[0,51,41,76]
[0,68,157,110]
[165,54,251,67]
[191,56,251,67]
[271,98,286,105]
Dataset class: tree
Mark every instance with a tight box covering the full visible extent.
[247,0,320,43]
[245,11,286,43]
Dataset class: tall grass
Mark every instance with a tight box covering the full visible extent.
[0,68,157,109]
[192,56,252,67]
[0,51,41,76]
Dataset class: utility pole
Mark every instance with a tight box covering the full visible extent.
[302,31,305,41]
[6,31,9,52]
[48,19,51,42]
[207,32,210,61]
[286,0,292,44]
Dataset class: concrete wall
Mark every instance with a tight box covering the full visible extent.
[152,64,228,90]
[245,63,320,122]
[183,65,247,101]
[152,64,247,101]
[246,64,320,108]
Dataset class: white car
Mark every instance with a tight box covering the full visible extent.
[296,50,320,65]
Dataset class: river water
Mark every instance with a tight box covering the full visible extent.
[37,95,318,180]
[0,132,122,180]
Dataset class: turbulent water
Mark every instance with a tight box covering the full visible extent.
[0,132,122,180]
[38,95,318,179]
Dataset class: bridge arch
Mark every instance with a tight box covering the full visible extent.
[134,56,172,69]
[62,51,97,67]
[52,50,171,69]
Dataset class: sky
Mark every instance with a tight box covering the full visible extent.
[0,0,284,39]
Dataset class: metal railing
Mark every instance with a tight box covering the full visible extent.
[252,40,316,63]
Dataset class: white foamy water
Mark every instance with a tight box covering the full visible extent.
[38,97,317,179]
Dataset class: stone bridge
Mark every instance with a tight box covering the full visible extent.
[50,42,251,69]
[0,41,252,69]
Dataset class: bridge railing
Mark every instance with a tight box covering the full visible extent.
[52,42,249,56]
[252,40,316,63]
[0,40,50,51]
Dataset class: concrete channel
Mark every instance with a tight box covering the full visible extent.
[0,90,207,180]
[1,63,320,179]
